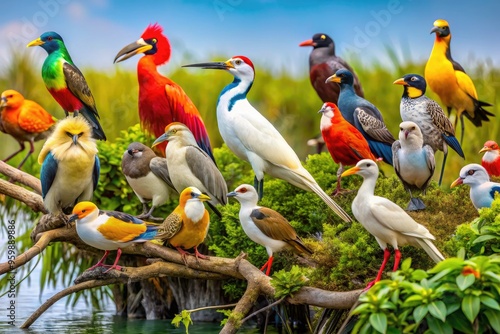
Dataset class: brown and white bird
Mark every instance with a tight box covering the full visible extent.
[392,121,435,211]
[342,159,444,289]
[121,142,176,220]
[228,184,313,276]
[479,141,500,177]
[156,187,211,265]
[152,122,227,217]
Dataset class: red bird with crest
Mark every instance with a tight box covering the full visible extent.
[114,24,215,161]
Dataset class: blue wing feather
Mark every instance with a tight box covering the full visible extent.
[442,134,465,158]
[489,186,500,200]
[40,152,58,199]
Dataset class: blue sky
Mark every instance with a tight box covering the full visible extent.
[1,0,500,76]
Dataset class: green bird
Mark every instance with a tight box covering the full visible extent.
[27,31,106,140]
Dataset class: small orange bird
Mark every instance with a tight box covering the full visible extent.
[156,187,211,265]
[0,89,56,169]
[425,19,493,144]
[479,140,500,177]
[319,102,376,195]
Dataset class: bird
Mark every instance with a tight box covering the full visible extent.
[183,56,352,223]
[425,19,493,144]
[152,122,227,217]
[299,33,364,104]
[392,121,435,211]
[113,23,214,161]
[341,159,445,288]
[156,187,211,265]
[326,69,395,165]
[121,142,176,220]
[228,184,313,276]
[451,164,500,210]
[393,74,464,186]
[27,32,106,141]
[0,89,56,169]
[69,201,159,272]
[38,116,100,216]
[479,141,500,177]
[318,102,376,195]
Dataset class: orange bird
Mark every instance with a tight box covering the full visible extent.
[113,23,215,162]
[0,89,56,169]
[319,102,376,195]
[480,140,500,177]
[425,19,493,144]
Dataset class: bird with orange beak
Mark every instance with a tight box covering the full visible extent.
[479,141,500,177]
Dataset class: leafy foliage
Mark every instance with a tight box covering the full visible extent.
[271,265,309,299]
[172,309,193,334]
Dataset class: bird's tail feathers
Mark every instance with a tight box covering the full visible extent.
[80,106,106,141]
[442,133,465,158]
[304,178,352,223]
[415,238,445,263]
[137,224,160,241]
[368,141,394,166]
[465,94,494,126]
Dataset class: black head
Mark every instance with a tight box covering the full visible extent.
[311,33,334,48]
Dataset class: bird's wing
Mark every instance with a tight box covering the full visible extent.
[489,185,500,200]
[426,98,455,135]
[18,100,55,133]
[63,62,98,112]
[369,197,433,239]
[40,152,58,199]
[421,145,436,190]
[354,108,395,145]
[156,211,183,240]
[97,213,148,242]
[92,155,100,192]
[446,49,466,73]
[164,83,214,162]
[150,157,175,189]
[454,70,478,100]
[185,145,227,204]
[310,63,339,102]
[250,207,298,242]
[392,141,402,176]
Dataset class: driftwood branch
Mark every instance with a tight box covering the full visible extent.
[0,178,46,213]
[0,160,42,195]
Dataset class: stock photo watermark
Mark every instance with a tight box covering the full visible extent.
[214,0,243,21]
[6,219,16,326]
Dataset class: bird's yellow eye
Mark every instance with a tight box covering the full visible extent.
[321,34,326,40]
[152,38,157,44]
[235,59,242,65]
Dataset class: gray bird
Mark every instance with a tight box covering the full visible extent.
[392,121,435,211]
[152,122,228,217]
[122,142,175,220]
[393,74,464,186]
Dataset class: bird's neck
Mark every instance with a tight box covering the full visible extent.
[431,35,451,58]
[483,150,500,163]
[137,56,166,84]
[310,46,334,66]
[217,76,253,112]
[358,176,376,198]
[403,87,424,99]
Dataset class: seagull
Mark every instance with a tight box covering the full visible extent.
[183,56,351,223]
[228,184,313,275]
[392,121,435,211]
[342,159,445,288]
[451,164,500,210]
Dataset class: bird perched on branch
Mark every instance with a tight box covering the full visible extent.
[38,116,100,216]
[152,122,227,217]
[425,19,493,144]
[114,23,214,161]
[479,141,500,177]
[319,102,376,195]
[228,184,313,276]
[0,89,56,169]
[183,56,351,223]
[69,201,159,272]
[122,142,175,220]
[27,32,106,141]
[393,74,463,186]
[451,164,500,210]
[326,69,395,165]
[342,159,444,289]
[156,187,211,265]
[392,121,435,211]
[299,33,364,104]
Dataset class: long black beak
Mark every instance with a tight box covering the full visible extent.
[182,62,229,70]
[68,214,78,223]
[114,39,152,63]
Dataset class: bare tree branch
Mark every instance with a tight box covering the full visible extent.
[0,178,46,213]
[0,160,42,194]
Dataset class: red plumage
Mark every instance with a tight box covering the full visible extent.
[480,140,500,177]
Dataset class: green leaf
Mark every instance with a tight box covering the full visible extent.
[481,296,500,311]
[428,258,466,274]
[410,269,428,281]
[484,309,500,333]
[428,300,447,322]
[413,304,428,323]
[447,312,474,334]
[457,274,476,291]
[401,257,412,271]
[462,295,480,323]
[426,314,453,334]
[369,313,387,334]
[473,234,498,244]
[402,294,423,307]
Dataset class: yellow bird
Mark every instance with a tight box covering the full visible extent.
[156,187,211,265]
[425,19,493,143]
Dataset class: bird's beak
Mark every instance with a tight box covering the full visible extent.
[182,60,233,70]
[450,177,464,188]
[196,193,211,202]
[404,130,410,139]
[325,74,341,84]
[341,166,360,177]
[299,39,316,47]
[318,105,327,114]
[27,37,44,47]
[72,134,79,145]
[479,146,491,154]
[68,214,78,223]
[0,97,7,108]
[114,38,153,63]
[152,133,168,148]
[127,148,138,156]
[227,191,237,198]
[430,26,440,34]
[393,78,408,86]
